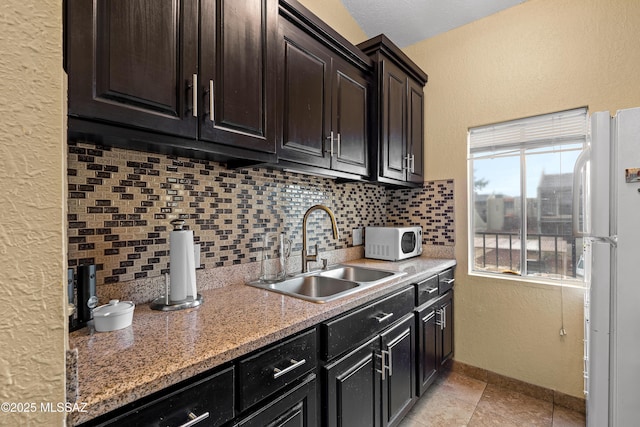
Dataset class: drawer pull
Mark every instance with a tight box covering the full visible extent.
[373,312,394,323]
[178,411,210,427]
[441,278,455,286]
[423,287,438,295]
[273,358,306,379]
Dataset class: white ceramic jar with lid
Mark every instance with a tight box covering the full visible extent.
[92,299,135,332]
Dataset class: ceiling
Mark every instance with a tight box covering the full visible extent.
[341,0,527,48]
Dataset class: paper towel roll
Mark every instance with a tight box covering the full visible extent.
[169,229,196,302]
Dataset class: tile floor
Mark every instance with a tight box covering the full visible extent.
[399,371,586,427]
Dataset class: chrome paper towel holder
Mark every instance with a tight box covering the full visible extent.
[151,219,203,311]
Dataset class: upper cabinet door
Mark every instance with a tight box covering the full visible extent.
[407,78,424,184]
[67,0,198,138]
[199,0,276,153]
[358,35,427,187]
[277,19,332,169]
[381,60,408,182]
[331,59,369,176]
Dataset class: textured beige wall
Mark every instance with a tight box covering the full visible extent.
[297,0,368,44]
[403,0,640,397]
[0,0,66,425]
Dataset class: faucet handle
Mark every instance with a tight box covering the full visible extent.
[321,258,328,270]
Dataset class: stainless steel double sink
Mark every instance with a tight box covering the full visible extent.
[247,265,406,303]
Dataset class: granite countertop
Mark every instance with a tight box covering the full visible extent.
[68,256,456,425]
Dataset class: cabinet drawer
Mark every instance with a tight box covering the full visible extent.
[92,366,234,427]
[414,275,438,306]
[438,269,455,295]
[235,373,317,427]
[238,328,317,412]
[321,286,414,360]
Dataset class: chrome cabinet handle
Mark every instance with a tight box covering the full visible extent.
[422,310,436,323]
[442,306,447,329]
[209,80,214,122]
[191,74,198,118]
[178,411,210,427]
[273,358,306,379]
[410,154,415,173]
[436,308,445,330]
[423,287,438,296]
[373,312,394,323]
[336,132,341,157]
[376,352,383,380]
[376,350,391,380]
[403,155,410,171]
[326,131,334,156]
[330,132,334,157]
[441,278,455,286]
[387,348,393,377]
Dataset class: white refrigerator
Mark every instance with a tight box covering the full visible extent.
[582,108,640,426]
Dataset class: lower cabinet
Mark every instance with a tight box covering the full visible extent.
[381,314,416,427]
[439,291,454,368]
[80,269,455,427]
[322,287,417,427]
[324,336,380,427]
[416,299,439,395]
[416,289,454,396]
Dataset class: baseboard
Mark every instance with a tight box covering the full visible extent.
[449,360,586,414]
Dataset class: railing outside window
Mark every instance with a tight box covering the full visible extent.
[473,231,578,279]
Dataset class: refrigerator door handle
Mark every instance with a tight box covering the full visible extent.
[573,146,591,237]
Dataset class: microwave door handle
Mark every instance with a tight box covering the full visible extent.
[572,146,591,237]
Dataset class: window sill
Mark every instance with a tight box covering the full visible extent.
[468,270,586,290]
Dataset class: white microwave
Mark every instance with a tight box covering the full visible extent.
[365,226,423,261]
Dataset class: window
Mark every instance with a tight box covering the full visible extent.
[468,108,587,281]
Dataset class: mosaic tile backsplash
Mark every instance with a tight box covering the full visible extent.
[67,141,454,287]
[387,180,455,245]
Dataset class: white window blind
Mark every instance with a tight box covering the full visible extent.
[469,108,588,155]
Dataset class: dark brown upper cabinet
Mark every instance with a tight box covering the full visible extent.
[66,0,277,162]
[358,35,428,187]
[67,0,199,138]
[407,78,425,183]
[276,0,372,179]
[199,0,277,153]
[332,59,369,176]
